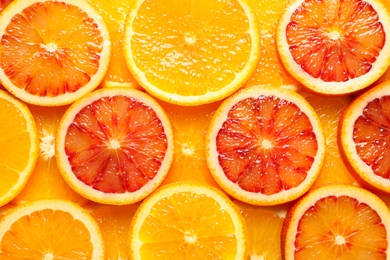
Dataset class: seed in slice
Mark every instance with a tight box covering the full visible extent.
[205,86,326,206]
[56,88,174,205]
[277,0,390,95]
[339,80,390,194]
[282,184,390,259]
[0,0,111,106]
[123,0,260,106]
[129,181,247,259]
[0,199,104,259]
[0,90,38,207]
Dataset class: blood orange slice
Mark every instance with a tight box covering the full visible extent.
[282,184,390,259]
[56,88,174,205]
[339,80,390,194]
[277,0,390,95]
[205,86,326,205]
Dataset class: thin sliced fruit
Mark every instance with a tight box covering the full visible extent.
[0,0,13,12]
[277,0,390,95]
[0,90,38,207]
[12,105,87,205]
[282,184,390,259]
[129,181,247,259]
[56,87,174,205]
[205,86,326,206]
[123,0,260,106]
[339,80,390,194]
[0,199,104,259]
[0,0,111,106]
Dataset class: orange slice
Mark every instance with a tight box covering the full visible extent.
[277,0,390,95]
[282,184,390,259]
[0,0,111,106]
[0,199,104,259]
[123,0,260,106]
[0,0,13,12]
[56,88,174,205]
[0,90,38,207]
[205,86,326,205]
[129,181,247,259]
[339,80,390,194]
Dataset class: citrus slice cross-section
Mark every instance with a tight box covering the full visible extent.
[0,90,38,207]
[282,184,390,259]
[277,0,390,95]
[56,88,174,205]
[0,199,104,259]
[123,0,260,106]
[205,86,326,205]
[339,80,390,194]
[129,181,247,259]
[0,0,111,106]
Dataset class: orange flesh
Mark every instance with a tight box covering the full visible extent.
[286,0,385,82]
[0,209,94,258]
[353,96,390,179]
[0,0,13,12]
[216,96,318,195]
[64,95,168,193]
[0,1,103,97]
[295,195,388,259]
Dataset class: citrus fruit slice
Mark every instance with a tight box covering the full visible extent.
[0,0,111,106]
[12,105,87,205]
[0,90,38,207]
[277,0,390,95]
[339,80,390,194]
[0,0,13,12]
[129,181,247,259]
[0,199,104,259]
[205,86,326,205]
[56,88,174,205]
[282,184,390,259]
[123,0,260,106]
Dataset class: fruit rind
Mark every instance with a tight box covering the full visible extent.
[205,86,326,205]
[56,87,174,205]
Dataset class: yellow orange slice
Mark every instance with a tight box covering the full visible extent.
[205,86,326,205]
[339,80,390,194]
[282,184,390,259]
[0,90,38,207]
[129,181,247,259]
[123,0,260,106]
[277,0,390,95]
[0,199,104,259]
[0,0,111,106]
[56,88,174,205]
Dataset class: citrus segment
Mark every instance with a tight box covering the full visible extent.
[56,88,174,205]
[0,90,38,207]
[123,0,260,105]
[339,81,390,194]
[12,105,87,205]
[277,0,390,95]
[0,199,104,259]
[206,86,326,205]
[0,0,111,106]
[0,0,13,12]
[282,184,390,259]
[129,181,247,259]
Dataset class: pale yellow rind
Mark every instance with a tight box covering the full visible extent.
[0,0,111,106]
[56,87,174,205]
[205,86,326,206]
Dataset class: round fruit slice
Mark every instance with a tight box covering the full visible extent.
[0,90,38,207]
[123,0,260,106]
[56,88,174,205]
[277,0,390,95]
[282,184,390,259]
[205,86,326,206]
[0,199,104,259]
[339,80,390,194]
[0,0,111,106]
[129,181,247,259]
